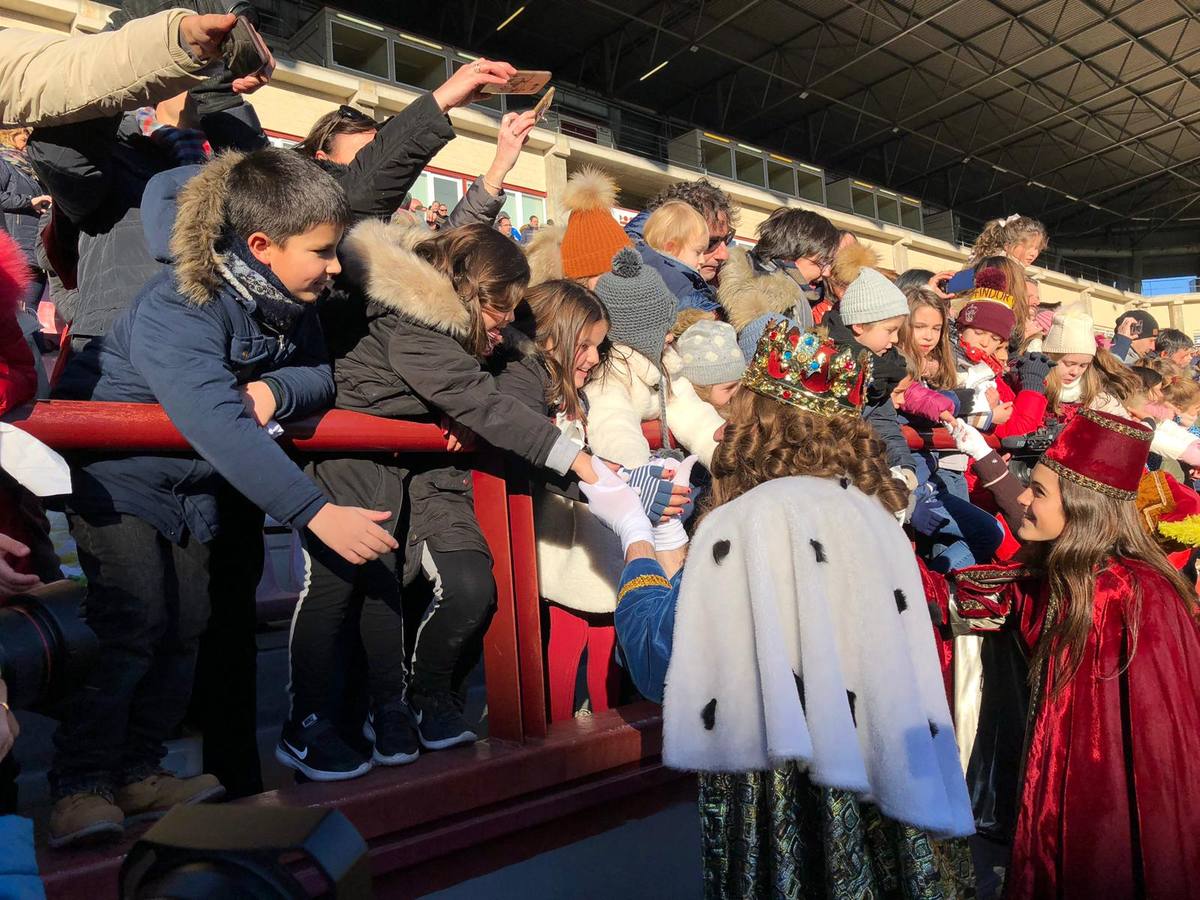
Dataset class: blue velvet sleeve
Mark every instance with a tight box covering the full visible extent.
[612,556,683,705]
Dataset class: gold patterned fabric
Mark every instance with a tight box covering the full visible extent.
[698,763,975,899]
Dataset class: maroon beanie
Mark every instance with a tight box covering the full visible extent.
[956,300,1015,340]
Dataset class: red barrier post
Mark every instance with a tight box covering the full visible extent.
[471,455,524,744]
[503,468,549,739]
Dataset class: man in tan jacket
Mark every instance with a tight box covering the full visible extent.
[0,10,271,127]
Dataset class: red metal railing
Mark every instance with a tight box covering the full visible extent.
[13,399,989,896]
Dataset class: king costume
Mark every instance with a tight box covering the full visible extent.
[613,322,977,899]
[953,409,1200,900]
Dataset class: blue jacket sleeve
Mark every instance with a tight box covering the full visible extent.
[1110,334,1136,364]
[0,163,33,212]
[612,556,682,704]
[129,294,329,529]
[260,309,333,422]
[864,396,917,472]
[0,815,44,899]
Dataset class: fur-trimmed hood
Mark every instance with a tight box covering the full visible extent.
[717,245,807,331]
[169,151,246,306]
[338,217,470,337]
[524,224,566,287]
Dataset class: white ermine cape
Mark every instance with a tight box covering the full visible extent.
[663,475,975,838]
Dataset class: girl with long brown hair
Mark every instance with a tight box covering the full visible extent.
[954,409,1200,899]
[283,223,608,781]
[522,280,625,722]
[579,320,977,898]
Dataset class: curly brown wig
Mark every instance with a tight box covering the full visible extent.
[705,390,909,519]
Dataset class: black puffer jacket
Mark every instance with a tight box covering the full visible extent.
[28,103,266,344]
[311,219,580,582]
[312,91,506,229]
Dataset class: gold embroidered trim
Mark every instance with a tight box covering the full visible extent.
[1079,408,1152,442]
[955,593,997,614]
[617,573,673,605]
[955,566,1038,589]
[1043,457,1136,500]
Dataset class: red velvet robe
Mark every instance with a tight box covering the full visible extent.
[956,558,1200,900]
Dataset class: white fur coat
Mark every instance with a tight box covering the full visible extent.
[663,476,975,839]
[537,344,725,614]
[585,344,724,470]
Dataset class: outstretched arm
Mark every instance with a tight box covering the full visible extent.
[0,12,262,128]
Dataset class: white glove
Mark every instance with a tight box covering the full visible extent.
[578,455,654,553]
[889,465,918,492]
[945,418,993,461]
[651,455,699,551]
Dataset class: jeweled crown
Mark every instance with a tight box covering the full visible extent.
[742,319,872,418]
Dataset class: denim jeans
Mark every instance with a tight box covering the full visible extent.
[51,513,210,796]
[914,452,1003,573]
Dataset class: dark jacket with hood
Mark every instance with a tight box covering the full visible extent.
[822,307,917,475]
[66,153,333,544]
[0,150,46,266]
[624,209,719,313]
[314,90,506,228]
[312,218,580,582]
[28,102,267,345]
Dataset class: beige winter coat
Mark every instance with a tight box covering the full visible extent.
[536,345,724,614]
[0,9,212,127]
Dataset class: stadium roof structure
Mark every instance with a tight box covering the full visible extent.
[358,0,1200,249]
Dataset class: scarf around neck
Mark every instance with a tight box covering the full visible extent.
[958,338,1005,377]
[216,234,308,334]
[0,148,37,183]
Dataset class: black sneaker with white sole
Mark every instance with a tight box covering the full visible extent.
[363,701,421,765]
[410,691,478,750]
[275,713,372,781]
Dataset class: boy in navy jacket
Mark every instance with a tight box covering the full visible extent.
[50,149,398,848]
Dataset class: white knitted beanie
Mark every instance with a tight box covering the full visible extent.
[1043,306,1096,357]
[677,320,747,386]
[839,268,909,326]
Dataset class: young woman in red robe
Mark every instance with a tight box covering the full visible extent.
[953,408,1200,900]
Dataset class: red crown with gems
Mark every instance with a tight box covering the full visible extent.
[742,319,872,418]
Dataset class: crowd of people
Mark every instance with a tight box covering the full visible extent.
[0,6,1197,899]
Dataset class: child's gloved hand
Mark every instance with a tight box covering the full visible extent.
[620,458,693,523]
[909,483,951,537]
[1012,352,1053,393]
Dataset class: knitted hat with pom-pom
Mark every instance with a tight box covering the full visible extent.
[595,247,677,370]
[561,167,632,280]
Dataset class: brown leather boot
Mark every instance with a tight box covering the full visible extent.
[115,772,225,822]
[49,791,125,848]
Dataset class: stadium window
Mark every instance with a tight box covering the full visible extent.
[329,21,390,80]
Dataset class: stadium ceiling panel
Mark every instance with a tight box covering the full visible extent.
[347,0,1200,242]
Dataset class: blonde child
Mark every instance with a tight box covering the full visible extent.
[967,214,1048,267]
[1041,305,1139,425]
[642,200,709,300]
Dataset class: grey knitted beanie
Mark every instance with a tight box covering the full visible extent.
[678,320,746,386]
[595,247,677,369]
[839,267,909,326]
